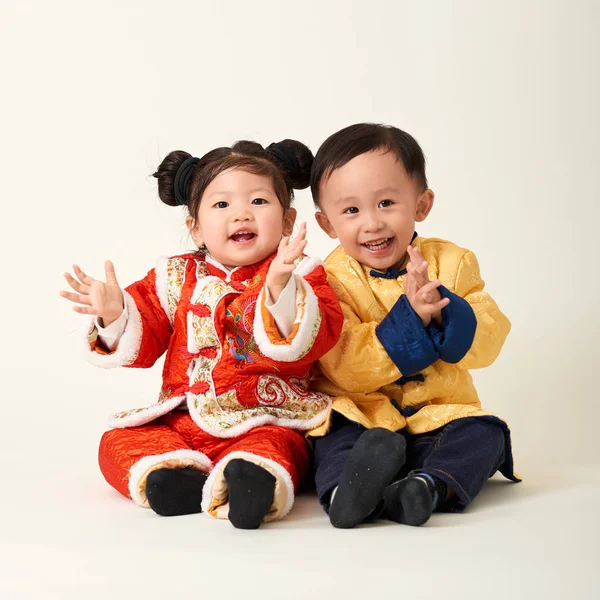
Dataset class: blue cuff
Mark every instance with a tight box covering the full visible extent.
[376,295,439,376]
[427,286,477,363]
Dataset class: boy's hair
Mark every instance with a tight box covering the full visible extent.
[154,140,313,224]
[310,123,428,207]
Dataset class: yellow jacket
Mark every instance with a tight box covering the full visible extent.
[311,236,512,441]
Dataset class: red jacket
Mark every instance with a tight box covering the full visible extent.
[85,252,343,438]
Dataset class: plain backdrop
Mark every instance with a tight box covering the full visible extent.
[0,1,598,599]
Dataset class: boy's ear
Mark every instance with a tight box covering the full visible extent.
[186,215,204,247]
[415,189,435,222]
[315,211,338,239]
[282,208,297,237]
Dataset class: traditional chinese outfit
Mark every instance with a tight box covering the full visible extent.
[310,236,519,509]
[86,251,342,521]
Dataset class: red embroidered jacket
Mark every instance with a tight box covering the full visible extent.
[85,252,343,438]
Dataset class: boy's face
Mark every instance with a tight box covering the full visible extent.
[315,150,434,272]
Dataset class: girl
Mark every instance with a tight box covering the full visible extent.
[60,139,343,529]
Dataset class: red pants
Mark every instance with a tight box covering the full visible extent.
[99,412,310,521]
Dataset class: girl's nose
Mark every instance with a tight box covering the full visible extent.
[233,208,252,221]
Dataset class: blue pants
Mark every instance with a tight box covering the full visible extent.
[313,412,513,511]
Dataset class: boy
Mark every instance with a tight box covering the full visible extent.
[309,123,520,528]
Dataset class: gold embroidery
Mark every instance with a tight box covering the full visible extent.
[166,258,187,321]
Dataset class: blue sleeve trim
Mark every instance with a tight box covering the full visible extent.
[376,294,439,376]
[427,286,477,364]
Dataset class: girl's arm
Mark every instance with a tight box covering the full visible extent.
[253,257,343,366]
[83,262,174,369]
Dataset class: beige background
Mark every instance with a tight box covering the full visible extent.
[0,1,598,598]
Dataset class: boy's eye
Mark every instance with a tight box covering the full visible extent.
[343,207,359,214]
[215,201,229,209]
[379,200,393,208]
[252,198,267,205]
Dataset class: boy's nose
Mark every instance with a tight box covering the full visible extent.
[363,217,384,232]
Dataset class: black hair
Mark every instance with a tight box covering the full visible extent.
[153,139,313,221]
[310,123,428,207]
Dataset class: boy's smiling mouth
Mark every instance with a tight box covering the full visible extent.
[362,237,393,253]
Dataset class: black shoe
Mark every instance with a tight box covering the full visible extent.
[146,467,207,517]
[329,428,406,529]
[383,473,444,526]
[224,459,276,530]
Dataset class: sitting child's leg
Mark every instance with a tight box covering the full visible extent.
[145,468,208,517]
[313,412,406,528]
[312,412,366,511]
[224,459,276,530]
[201,425,309,529]
[98,415,212,516]
[329,427,406,528]
[384,417,507,526]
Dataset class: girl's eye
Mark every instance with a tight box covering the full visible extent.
[379,200,393,208]
[252,198,267,205]
[343,207,359,214]
[215,201,229,209]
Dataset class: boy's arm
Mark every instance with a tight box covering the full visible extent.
[428,250,511,369]
[318,274,440,393]
[85,262,174,369]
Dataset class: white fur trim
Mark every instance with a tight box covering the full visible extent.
[129,449,213,508]
[83,291,142,368]
[253,276,321,362]
[293,256,323,277]
[201,451,295,521]
[154,255,171,323]
[107,395,186,428]
[187,392,331,438]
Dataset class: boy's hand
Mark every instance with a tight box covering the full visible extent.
[60,261,124,327]
[266,222,308,303]
[404,245,450,327]
[406,246,430,288]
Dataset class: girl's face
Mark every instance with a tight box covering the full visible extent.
[187,168,296,269]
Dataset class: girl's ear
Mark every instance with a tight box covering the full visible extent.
[186,215,204,247]
[282,208,297,237]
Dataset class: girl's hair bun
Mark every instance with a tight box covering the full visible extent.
[266,139,313,190]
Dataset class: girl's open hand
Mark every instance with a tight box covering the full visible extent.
[60,261,124,327]
[266,222,308,303]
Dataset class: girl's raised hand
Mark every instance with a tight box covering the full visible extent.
[266,222,308,302]
[60,261,124,327]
